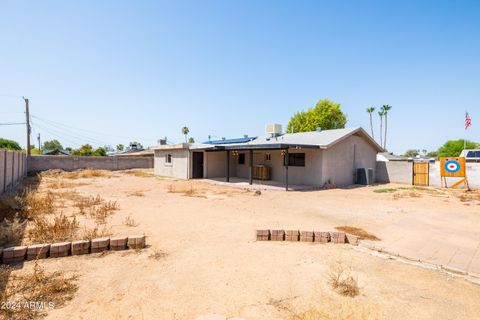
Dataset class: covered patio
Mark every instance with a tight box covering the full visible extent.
[203,143,320,191]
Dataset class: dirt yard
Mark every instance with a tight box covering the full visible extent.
[2,169,480,320]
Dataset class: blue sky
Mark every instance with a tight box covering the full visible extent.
[1,0,479,154]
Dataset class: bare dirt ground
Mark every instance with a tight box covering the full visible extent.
[4,170,480,320]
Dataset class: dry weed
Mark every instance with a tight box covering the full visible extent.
[27,213,79,244]
[167,184,204,197]
[0,214,27,247]
[126,190,145,197]
[123,170,154,177]
[149,249,167,260]
[123,214,138,227]
[42,169,111,180]
[335,226,380,241]
[46,179,88,189]
[16,189,55,218]
[73,195,103,215]
[328,262,359,297]
[80,224,112,240]
[0,261,78,320]
[89,201,118,224]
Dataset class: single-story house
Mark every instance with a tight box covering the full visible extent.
[153,126,383,189]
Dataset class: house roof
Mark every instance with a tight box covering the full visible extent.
[42,149,69,155]
[202,127,383,152]
[152,127,383,152]
[202,137,256,145]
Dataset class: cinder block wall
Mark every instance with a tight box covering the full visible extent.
[0,150,27,194]
[376,160,480,188]
[27,155,154,173]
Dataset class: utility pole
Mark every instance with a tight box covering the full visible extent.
[37,133,41,150]
[23,97,31,157]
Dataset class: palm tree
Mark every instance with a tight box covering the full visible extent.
[181,126,189,143]
[366,107,375,140]
[381,105,392,150]
[378,110,385,148]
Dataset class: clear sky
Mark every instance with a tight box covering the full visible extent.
[1,0,479,154]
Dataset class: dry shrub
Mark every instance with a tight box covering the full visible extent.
[0,261,78,320]
[289,303,376,320]
[42,169,110,180]
[126,190,145,197]
[123,170,154,177]
[80,224,112,240]
[89,201,118,224]
[335,226,380,241]
[148,248,167,260]
[167,184,203,197]
[27,213,79,243]
[46,179,88,189]
[16,189,55,218]
[123,214,138,227]
[328,262,359,297]
[73,195,103,215]
[0,214,27,247]
[456,191,480,202]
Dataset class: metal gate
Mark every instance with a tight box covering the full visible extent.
[412,162,429,186]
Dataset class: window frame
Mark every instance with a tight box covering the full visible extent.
[165,153,172,165]
[284,153,305,167]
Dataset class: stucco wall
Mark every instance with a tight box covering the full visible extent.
[28,155,154,173]
[321,134,378,186]
[376,161,480,188]
[1,150,27,194]
[154,149,189,179]
[205,151,236,178]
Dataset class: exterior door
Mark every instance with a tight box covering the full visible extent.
[413,162,429,186]
[192,152,204,179]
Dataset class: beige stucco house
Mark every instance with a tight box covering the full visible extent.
[153,127,383,190]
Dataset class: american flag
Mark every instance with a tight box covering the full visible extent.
[465,112,471,130]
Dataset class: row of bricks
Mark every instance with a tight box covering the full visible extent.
[256,230,358,245]
[0,235,146,264]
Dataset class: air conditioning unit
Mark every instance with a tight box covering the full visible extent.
[265,123,282,137]
[356,168,374,185]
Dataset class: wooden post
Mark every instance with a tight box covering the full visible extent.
[285,149,289,191]
[249,149,253,185]
[226,150,230,182]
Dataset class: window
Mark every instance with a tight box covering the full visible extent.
[265,153,271,161]
[238,153,245,165]
[165,154,172,164]
[284,153,305,167]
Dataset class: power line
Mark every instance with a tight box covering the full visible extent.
[0,122,26,126]
[31,117,110,146]
[30,114,159,143]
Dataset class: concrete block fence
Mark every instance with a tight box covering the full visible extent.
[0,235,146,264]
[27,155,153,173]
[256,229,359,245]
[0,150,27,195]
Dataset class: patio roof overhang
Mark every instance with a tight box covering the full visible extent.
[203,143,320,152]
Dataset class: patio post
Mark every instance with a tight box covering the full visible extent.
[249,149,253,185]
[226,150,230,182]
[285,148,289,191]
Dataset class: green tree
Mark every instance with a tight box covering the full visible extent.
[181,126,190,143]
[366,107,375,140]
[116,144,125,151]
[0,138,21,150]
[437,139,479,157]
[402,149,420,157]
[72,144,94,156]
[93,147,107,156]
[287,99,347,133]
[426,151,438,158]
[381,105,392,150]
[128,141,143,150]
[188,137,195,144]
[43,139,63,150]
